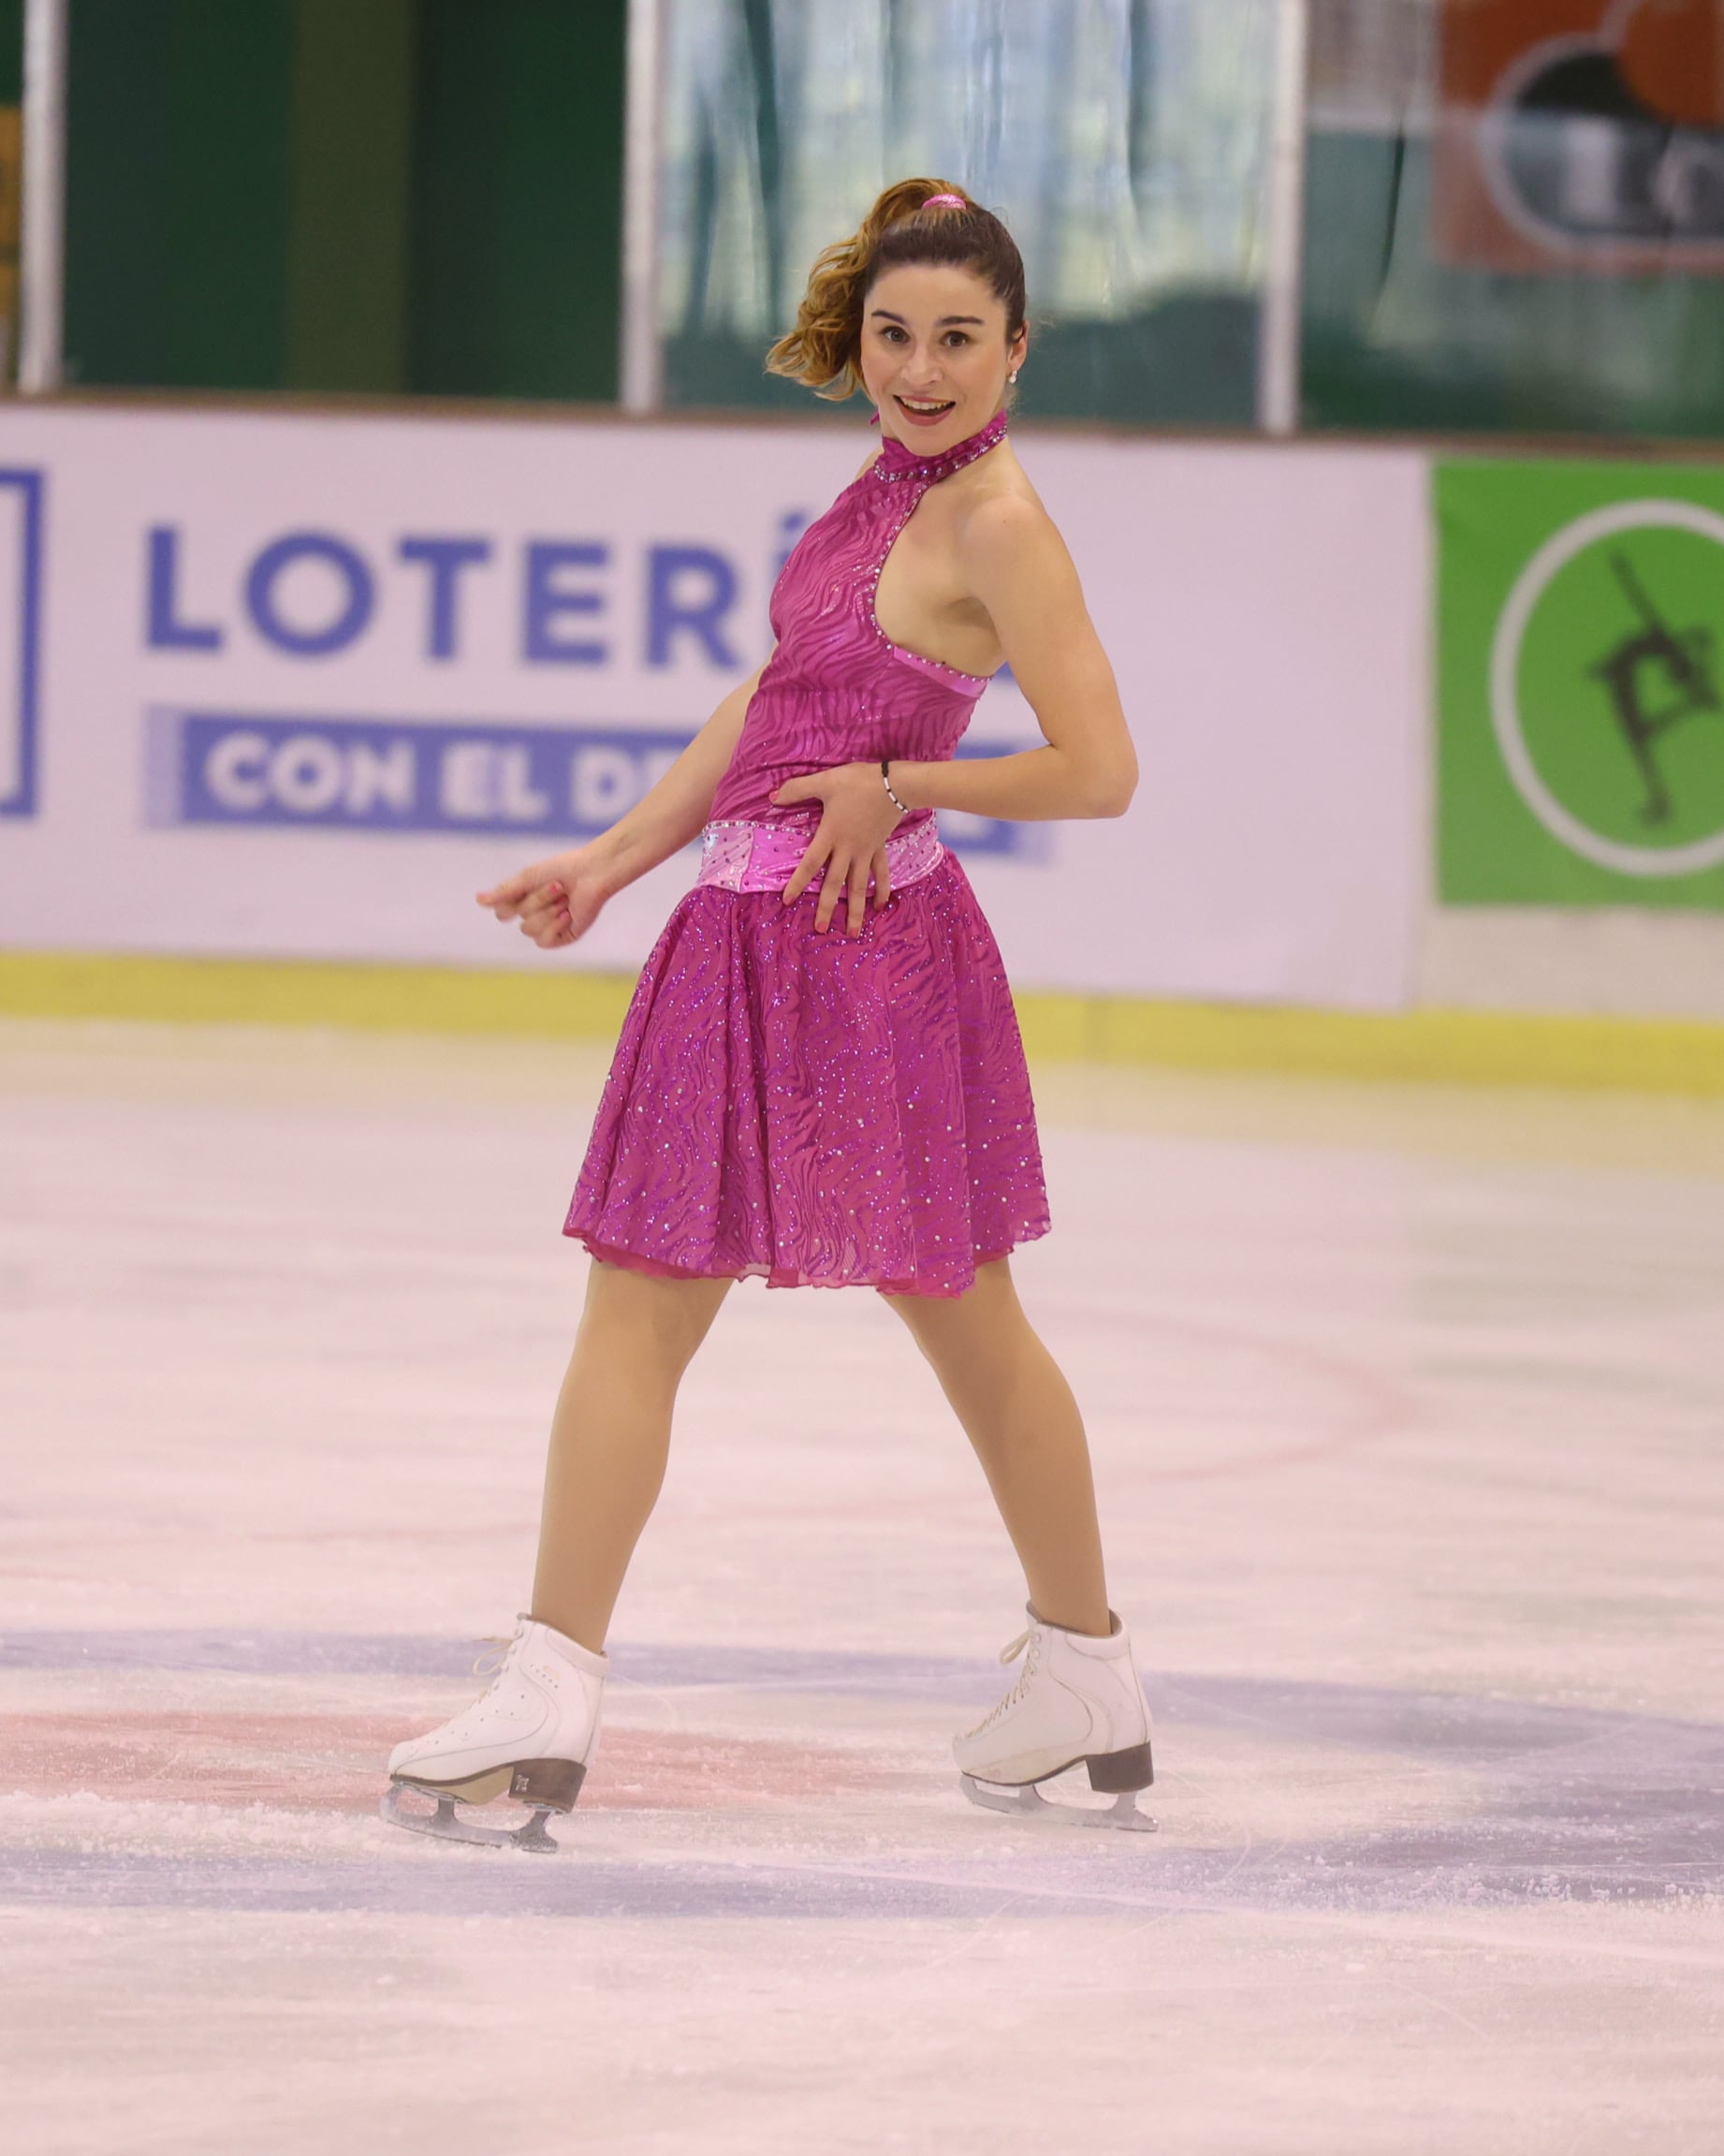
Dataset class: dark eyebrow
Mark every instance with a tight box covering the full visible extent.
[868,308,986,328]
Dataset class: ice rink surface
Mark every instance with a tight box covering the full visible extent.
[2,1016,1721,2155]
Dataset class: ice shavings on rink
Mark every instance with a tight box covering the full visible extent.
[3,1631,1720,1913]
[5,1024,1724,2155]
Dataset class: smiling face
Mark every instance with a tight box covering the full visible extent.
[859,261,1028,450]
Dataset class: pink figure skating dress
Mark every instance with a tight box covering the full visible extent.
[565,408,1049,1297]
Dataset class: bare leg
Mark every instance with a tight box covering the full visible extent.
[531,1258,732,1653]
[882,1257,1111,1636]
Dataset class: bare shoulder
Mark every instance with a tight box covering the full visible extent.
[951,455,1070,571]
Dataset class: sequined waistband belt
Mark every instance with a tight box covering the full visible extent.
[695,814,944,897]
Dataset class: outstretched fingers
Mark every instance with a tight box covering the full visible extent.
[781,833,833,910]
[844,860,869,938]
[780,826,888,936]
[814,853,868,936]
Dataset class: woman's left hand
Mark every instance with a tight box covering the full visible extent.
[772,762,904,935]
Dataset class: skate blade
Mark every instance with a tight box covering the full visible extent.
[380,1782,563,1854]
[959,1773,1156,1834]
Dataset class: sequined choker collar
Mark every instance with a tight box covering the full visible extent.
[873,408,1009,485]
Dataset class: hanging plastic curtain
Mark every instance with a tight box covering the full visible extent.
[657,0,1278,424]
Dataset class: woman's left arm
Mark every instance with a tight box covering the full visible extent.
[893,497,1137,821]
[772,497,1137,935]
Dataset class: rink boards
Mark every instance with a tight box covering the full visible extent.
[0,402,1425,1011]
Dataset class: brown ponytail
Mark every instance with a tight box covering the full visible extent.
[766,178,1027,402]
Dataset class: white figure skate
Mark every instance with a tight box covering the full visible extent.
[955,1607,1156,1832]
[381,1615,606,1854]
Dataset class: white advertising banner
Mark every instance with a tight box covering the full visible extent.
[0,403,1426,1008]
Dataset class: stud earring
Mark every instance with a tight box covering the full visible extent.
[1009,370,1018,383]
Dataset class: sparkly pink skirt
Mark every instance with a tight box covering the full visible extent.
[564,819,1049,1297]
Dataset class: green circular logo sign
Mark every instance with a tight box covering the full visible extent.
[1490,500,1724,877]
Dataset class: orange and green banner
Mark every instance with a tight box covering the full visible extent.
[1435,0,1724,274]
[1437,458,1724,907]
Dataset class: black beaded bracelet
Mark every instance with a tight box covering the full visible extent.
[881,758,910,817]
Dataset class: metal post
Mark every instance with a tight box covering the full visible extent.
[19,0,68,394]
[1257,0,1310,436]
[620,0,665,415]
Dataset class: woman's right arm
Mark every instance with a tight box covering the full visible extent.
[477,659,767,948]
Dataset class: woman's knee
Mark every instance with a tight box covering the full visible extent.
[582,1258,731,1371]
[881,1257,1022,1357]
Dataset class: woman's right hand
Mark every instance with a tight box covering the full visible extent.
[476,844,611,950]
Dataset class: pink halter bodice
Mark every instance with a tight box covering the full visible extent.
[706,409,1008,830]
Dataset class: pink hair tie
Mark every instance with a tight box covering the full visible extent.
[922,193,966,209]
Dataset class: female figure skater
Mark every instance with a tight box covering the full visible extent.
[383,181,1153,1850]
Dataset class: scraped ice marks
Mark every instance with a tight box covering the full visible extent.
[588,1727,905,1809]
[0,1712,402,1811]
[0,1713,897,1815]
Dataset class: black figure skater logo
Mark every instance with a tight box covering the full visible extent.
[1585,550,1721,826]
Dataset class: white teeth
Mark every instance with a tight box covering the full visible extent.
[900,398,953,413]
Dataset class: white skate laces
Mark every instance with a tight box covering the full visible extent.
[379,1606,1155,1847]
[953,1607,1157,1834]
[380,1614,607,1855]
[470,1632,520,1681]
[968,1630,1042,1736]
